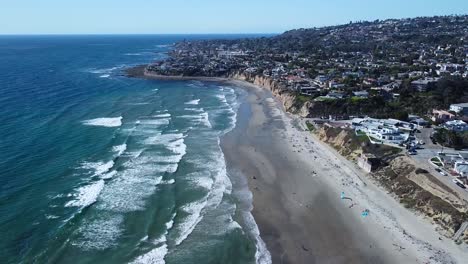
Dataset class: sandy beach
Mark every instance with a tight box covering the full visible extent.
[221,80,468,264]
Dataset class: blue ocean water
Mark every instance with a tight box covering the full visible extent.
[0,35,268,263]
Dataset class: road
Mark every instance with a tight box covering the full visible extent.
[411,128,468,202]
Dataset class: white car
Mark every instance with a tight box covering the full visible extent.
[452,179,467,189]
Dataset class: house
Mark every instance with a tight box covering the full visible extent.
[353,91,369,98]
[443,120,468,132]
[326,91,345,99]
[353,117,410,145]
[449,103,468,116]
[432,109,455,122]
[314,75,329,85]
[454,161,468,177]
[408,116,430,127]
[411,77,439,92]
[298,85,320,96]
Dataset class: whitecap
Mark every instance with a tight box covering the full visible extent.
[184,107,204,113]
[139,119,170,126]
[82,117,122,127]
[215,94,228,103]
[82,160,115,176]
[174,199,207,246]
[99,74,110,78]
[65,180,105,208]
[46,214,60,220]
[152,113,171,118]
[184,99,200,105]
[178,113,211,128]
[131,244,168,264]
[73,215,124,250]
[112,144,127,156]
[161,179,175,185]
[101,170,117,180]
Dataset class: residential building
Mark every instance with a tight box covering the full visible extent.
[450,103,468,116]
[432,109,455,122]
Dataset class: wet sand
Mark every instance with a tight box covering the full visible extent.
[221,81,467,264]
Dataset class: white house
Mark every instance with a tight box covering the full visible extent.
[449,103,468,116]
[353,91,369,98]
[353,117,410,145]
[454,161,468,177]
[444,120,468,132]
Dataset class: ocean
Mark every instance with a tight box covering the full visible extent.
[0,35,270,264]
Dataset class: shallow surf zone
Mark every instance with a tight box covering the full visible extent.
[39,81,265,264]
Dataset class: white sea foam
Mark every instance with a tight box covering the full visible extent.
[46,214,60,220]
[215,93,228,103]
[185,172,213,190]
[200,112,212,128]
[101,170,117,180]
[178,113,211,128]
[167,138,187,156]
[143,133,185,146]
[82,117,122,127]
[184,107,204,113]
[96,168,163,212]
[99,74,110,78]
[131,244,168,264]
[65,180,104,208]
[174,199,207,246]
[152,88,159,92]
[184,99,200,105]
[155,44,171,48]
[139,118,170,126]
[73,215,124,250]
[112,144,127,156]
[82,160,115,176]
[153,113,171,118]
[161,179,175,185]
[88,66,121,75]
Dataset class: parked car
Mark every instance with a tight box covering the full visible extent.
[452,179,467,189]
[435,168,447,176]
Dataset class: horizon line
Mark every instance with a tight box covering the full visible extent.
[0,33,280,36]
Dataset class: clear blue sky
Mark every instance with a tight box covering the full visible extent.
[1,0,467,34]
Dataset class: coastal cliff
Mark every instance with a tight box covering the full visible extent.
[229,72,312,117]
[317,125,468,243]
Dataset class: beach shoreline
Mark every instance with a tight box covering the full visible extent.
[127,65,468,263]
[220,81,468,263]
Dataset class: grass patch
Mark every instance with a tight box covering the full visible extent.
[430,157,443,167]
[351,96,368,102]
[305,121,315,131]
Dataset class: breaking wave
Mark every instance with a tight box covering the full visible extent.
[82,117,122,127]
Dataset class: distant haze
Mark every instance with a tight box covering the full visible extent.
[1,0,467,34]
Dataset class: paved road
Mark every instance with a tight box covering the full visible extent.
[411,128,468,202]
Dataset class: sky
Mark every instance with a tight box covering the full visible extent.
[1,0,467,34]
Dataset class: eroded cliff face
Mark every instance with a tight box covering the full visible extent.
[375,157,467,240]
[229,73,311,117]
[317,124,364,160]
[317,125,468,242]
